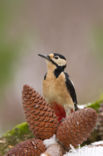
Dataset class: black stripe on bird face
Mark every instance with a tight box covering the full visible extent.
[48,56,58,67]
[38,53,66,69]
[54,53,66,60]
[48,53,67,67]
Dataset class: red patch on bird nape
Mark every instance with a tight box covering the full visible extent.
[51,102,66,122]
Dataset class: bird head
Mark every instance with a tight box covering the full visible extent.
[38,53,67,72]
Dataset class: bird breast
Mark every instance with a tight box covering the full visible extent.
[43,72,74,109]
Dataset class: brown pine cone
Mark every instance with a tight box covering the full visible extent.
[56,108,97,150]
[96,103,103,140]
[22,85,59,140]
[5,138,46,156]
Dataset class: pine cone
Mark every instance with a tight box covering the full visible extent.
[56,108,97,150]
[6,138,46,156]
[96,103,103,139]
[22,85,59,140]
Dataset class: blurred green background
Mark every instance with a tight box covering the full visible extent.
[0,0,103,135]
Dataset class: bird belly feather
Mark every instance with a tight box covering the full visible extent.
[43,73,74,111]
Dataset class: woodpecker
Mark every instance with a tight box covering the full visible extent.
[38,53,78,121]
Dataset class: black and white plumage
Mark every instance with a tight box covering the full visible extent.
[64,72,78,110]
[38,53,78,117]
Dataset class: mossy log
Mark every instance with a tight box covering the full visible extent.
[0,122,34,155]
[0,96,103,155]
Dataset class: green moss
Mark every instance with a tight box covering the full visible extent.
[3,122,31,138]
[87,94,103,112]
[0,122,34,155]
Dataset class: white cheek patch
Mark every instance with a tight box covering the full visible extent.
[58,58,66,66]
[52,58,66,66]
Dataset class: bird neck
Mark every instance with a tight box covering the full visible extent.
[54,66,65,78]
[46,62,56,80]
[47,61,66,78]
[47,66,65,79]
[47,61,57,74]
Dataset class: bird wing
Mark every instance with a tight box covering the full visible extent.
[64,72,78,110]
[44,73,47,80]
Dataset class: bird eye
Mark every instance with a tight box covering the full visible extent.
[54,56,59,59]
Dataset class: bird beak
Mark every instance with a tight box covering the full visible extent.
[38,54,50,61]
